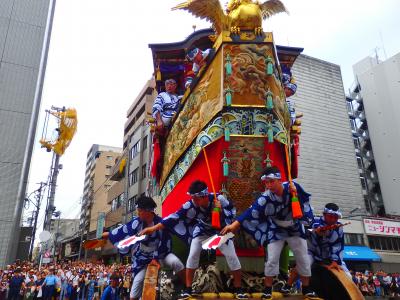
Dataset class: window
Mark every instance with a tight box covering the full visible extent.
[129,169,137,186]
[141,164,147,179]
[111,193,125,211]
[128,195,137,212]
[353,137,360,149]
[344,233,365,246]
[368,236,400,251]
[130,141,140,159]
[111,199,117,211]
[129,168,139,186]
[350,119,357,131]
[106,155,113,161]
[360,176,367,190]
[356,157,364,169]
[142,136,148,151]
[106,165,112,170]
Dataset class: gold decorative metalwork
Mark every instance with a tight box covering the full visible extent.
[40,108,78,156]
[172,0,288,36]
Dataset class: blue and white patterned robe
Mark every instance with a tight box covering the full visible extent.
[308,217,345,265]
[161,194,236,245]
[236,181,314,245]
[152,92,180,125]
[109,215,171,276]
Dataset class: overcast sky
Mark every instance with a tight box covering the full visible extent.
[26,0,400,232]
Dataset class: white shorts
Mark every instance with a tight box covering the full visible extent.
[129,253,184,299]
[265,236,311,277]
[186,236,241,271]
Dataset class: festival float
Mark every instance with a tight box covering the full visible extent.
[141,0,363,299]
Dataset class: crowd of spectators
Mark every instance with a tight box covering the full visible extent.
[1,261,400,299]
[0,261,132,300]
[351,270,400,297]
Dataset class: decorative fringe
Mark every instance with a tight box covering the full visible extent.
[267,123,274,143]
[266,90,273,109]
[224,126,230,142]
[265,56,274,75]
[225,54,232,76]
[156,65,162,81]
[221,152,230,177]
[225,87,233,106]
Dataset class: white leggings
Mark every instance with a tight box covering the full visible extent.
[186,236,241,271]
[129,253,184,299]
[265,236,311,277]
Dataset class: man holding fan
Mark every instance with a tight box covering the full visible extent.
[221,166,319,300]
[140,180,247,300]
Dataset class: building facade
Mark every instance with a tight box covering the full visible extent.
[291,54,365,216]
[345,53,400,271]
[351,54,400,216]
[80,144,122,243]
[124,79,156,216]
[0,0,55,267]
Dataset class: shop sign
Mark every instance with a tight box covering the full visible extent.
[363,218,400,237]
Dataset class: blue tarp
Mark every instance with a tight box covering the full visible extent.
[343,246,381,262]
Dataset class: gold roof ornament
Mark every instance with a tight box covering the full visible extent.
[172,0,288,35]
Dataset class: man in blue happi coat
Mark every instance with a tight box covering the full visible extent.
[221,166,319,300]
[103,196,184,300]
[152,78,180,133]
[100,273,119,300]
[308,203,351,277]
[140,180,247,300]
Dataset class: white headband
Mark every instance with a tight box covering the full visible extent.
[261,173,281,181]
[187,188,209,197]
[323,207,342,218]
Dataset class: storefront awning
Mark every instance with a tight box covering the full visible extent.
[343,246,381,262]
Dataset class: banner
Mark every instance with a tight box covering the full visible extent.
[363,218,400,237]
[96,212,106,239]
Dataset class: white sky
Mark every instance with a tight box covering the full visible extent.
[25,0,400,233]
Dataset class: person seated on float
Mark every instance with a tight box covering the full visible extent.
[152,78,181,134]
[139,180,248,300]
[221,166,319,300]
[308,202,351,277]
[102,196,185,300]
[282,65,298,125]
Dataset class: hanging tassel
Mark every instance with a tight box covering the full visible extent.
[225,87,233,106]
[156,65,162,81]
[265,56,273,75]
[265,90,273,109]
[211,207,221,229]
[291,194,303,219]
[284,145,304,220]
[267,122,274,143]
[221,152,230,176]
[203,147,221,230]
[225,54,232,76]
[224,126,230,142]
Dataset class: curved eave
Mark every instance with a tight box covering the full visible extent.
[148,28,215,70]
[276,45,304,67]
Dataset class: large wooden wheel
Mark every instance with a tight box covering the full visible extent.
[142,260,161,300]
[310,264,364,300]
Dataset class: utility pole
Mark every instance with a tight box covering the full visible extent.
[29,182,46,261]
[44,153,61,231]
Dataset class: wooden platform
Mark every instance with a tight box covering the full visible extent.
[189,292,322,299]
